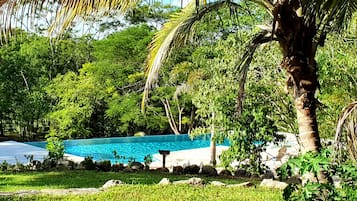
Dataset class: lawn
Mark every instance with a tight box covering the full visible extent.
[0,170,283,200]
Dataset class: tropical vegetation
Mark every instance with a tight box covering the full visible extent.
[0,0,355,200]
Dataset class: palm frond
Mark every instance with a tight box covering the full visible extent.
[234,30,273,115]
[301,0,357,48]
[249,0,274,16]
[0,0,137,39]
[142,0,241,111]
[334,101,357,164]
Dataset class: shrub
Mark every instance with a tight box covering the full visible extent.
[46,137,64,161]
[96,160,111,172]
[80,156,96,170]
[220,107,278,175]
[0,160,9,171]
[277,149,357,201]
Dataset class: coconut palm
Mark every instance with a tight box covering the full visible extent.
[0,0,355,155]
[143,0,357,154]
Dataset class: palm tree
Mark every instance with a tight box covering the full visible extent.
[143,0,357,154]
[0,0,355,155]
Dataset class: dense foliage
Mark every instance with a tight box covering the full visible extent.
[278,149,357,200]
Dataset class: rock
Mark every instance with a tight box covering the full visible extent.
[173,166,184,175]
[210,181,226,186]
[173,180,189,185]
[183,165,200,174]
[285,175,302,184]
[173,177,205,186]
[218,169,232,177]
[123,167,135,173]
[95,160,112,172]
[332,175,342,188]
[234,169,250,178]
[260,179,288,190]
[130,162,144,170]
[187,177,205,185]
[102,180,125,189]
[261,170,275,179]
[111,164,125,172]
[200,165,217,177]
[158,178,171,185]
[41,188,101,195]
[155,167,169,173]
[227,182,254,188]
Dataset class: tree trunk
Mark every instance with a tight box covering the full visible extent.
[273,0,323,153]
[281,56,322,153]
[0,119,4,137]
[210,112,216,166]
[295,95,322,153]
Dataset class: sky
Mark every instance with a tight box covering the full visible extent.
[7,0,191,40]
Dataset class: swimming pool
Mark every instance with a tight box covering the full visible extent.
[27,134,229,163]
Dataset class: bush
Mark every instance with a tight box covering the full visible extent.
[0,160,9,171]
[46,137,64,161]
[80,156,96,170]
[112,163,125,172]
[173,166,184,175]
[278,149,357,201]
[220,107,278,175]
[96,160,111,172]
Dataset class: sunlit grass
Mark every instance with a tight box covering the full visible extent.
[0,170,283,200]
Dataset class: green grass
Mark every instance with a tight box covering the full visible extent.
[0,170,283,201]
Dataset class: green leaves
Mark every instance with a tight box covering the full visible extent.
[279,149,357,200]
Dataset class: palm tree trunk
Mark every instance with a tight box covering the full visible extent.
[274,0,323,154]
[282,56,322,153]
[295,92,322,153]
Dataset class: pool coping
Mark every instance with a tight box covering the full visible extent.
[0,141,84,165]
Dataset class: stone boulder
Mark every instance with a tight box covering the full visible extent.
[102,180,125,189]
[173,166,184,175]
[123,167,135,173]
[173,177,205,186]
[158,178,171,185]
[200,165,217,177]
[218,169,232,177]
[130,162,144,170]
[260,179,288,190]
[155,167,169,173]
[234,169,251,178]
[261,170,275,179]
[183,165,200,174]
[210,181,226,186]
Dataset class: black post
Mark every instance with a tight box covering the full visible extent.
[158,150,170,168]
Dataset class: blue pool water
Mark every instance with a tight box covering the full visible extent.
[26,134,229,163]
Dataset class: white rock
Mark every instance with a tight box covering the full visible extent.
[173,180,189,185]
[260,179,288,190]
[332,175,342,188]
[158,178,171,185]
[210,181,226,186]
[187,177,204,185]
[173,177,204,185]
[102,180,125,189]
